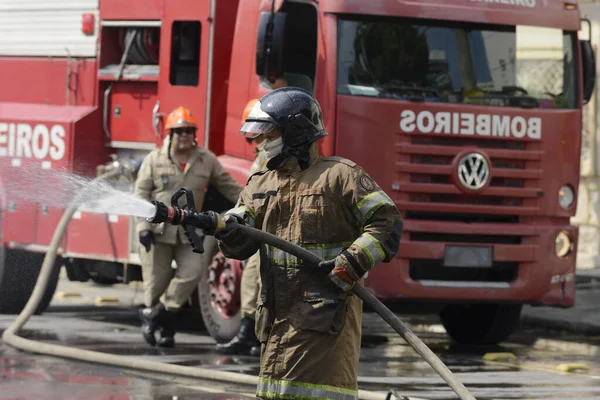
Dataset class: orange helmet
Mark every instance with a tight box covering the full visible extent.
[165,106,197,130]
[241,99,259,125]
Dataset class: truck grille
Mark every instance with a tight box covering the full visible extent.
[396,135,541,278]
[396,135,543,217]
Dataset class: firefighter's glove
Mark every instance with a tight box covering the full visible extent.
[139,230,155,252]
[321,253,360,292]
[200,211,228,236]
[213,214,243,240]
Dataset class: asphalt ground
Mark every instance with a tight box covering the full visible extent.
[1,278,599,400]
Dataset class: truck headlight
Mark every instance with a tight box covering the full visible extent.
[555,231,573,258]
[558,185,574,209]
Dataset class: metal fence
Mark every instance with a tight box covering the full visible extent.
[517,59,564,94]
[517,59,595,174]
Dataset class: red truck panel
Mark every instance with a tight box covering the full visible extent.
[217,154,253,186]
[0,103,107,251]
[0,58,97,107]
[66,212,131,261]
[156,0,211,147]
[320,0,581,31]
[0,158,39,246]
[107,82,159,144]
[100,0,164,20]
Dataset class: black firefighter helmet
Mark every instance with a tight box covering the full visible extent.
[239,87,328,151]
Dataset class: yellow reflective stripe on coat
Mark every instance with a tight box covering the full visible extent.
[354,190,394,226]
[265,243,351,265]
[353,233,386,266]
[225,206,256,227]
[257,377,358,400]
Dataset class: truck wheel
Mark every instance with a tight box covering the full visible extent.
[0,248,61,315]
[197,236,242,343]
[86,260,122,286]
[439,303,522,345]
[90,276,118,286]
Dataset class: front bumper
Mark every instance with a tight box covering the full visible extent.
[367,220,577,307]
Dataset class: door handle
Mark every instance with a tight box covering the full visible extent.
[103,85,112,140]
[152,100,163,139]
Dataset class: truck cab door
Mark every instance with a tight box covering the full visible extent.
[156,0,212,146]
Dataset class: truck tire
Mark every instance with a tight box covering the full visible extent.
[90,276,118,286]
[0,248,61,315]
[197,235,242,343]
[439,303,522,345]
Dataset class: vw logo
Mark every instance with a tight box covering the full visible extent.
[457,153,490,190]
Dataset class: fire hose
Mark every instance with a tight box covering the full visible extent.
[146,188,477,400]
[1,175,427,400]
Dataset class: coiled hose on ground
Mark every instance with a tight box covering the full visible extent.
[2,170,411,400]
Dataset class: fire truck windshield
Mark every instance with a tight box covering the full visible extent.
[337,17,578,109]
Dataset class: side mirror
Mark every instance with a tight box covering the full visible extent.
[256,11,287,80]
[581,39,596,105]
[580,19,596,105]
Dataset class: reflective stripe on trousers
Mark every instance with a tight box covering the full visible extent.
[257,377,358,400]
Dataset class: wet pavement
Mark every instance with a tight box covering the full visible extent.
[1,346,255,399]
[360,313,600,399]
[1,278,600,400]
[520,270,600,335]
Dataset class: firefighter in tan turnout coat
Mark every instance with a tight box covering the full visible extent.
[134,106,242,347]
[213,88,403,399]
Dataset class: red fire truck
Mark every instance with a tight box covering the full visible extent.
[0,0,595,345]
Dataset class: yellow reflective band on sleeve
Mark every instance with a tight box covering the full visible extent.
[225,206,256,227]
[257,377,358,400]
[354,190,394,226]
[353,233,386,267]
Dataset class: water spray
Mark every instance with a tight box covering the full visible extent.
[148,188,477,400]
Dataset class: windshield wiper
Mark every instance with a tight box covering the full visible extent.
[378,83,441,102]
[467,86,540,109]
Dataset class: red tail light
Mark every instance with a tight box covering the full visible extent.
[82,13,95,36]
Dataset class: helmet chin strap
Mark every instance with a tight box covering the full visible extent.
[167,132,175,165]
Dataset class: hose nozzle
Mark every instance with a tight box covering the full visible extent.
[146,200,175,224]
[146,198,220,232]
[145,189,226,254]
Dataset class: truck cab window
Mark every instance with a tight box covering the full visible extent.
[170,21,201,86]
[337,17,577,109]
[261,1,317,93]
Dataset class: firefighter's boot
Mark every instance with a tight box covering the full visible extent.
[139,303,167,346]
[216,317,260,356]
[249,343,261,357]
[157,310,176,348]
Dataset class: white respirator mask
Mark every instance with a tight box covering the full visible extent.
[262,137,284,160]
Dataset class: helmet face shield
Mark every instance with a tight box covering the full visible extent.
[239,121,277,138]
[239,100,278,138]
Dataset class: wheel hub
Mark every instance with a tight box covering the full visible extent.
[207,252,242,319]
